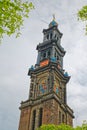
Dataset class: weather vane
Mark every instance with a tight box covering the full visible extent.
[53,14,55,20]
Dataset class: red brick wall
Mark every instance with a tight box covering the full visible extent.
[18,107,31,130]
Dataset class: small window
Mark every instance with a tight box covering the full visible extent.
[47,34,49,39]
[62,114,64,123]
[43,52,46,58]
[38,108,43,127]
[50,33,52,39]
[57,56,59,60]
[55,52,56,57]
[48,50,51,57]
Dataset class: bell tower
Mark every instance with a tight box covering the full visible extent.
[18,17,74,130]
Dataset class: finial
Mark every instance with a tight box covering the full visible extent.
[49,14,58,28]
[53,14,55,20]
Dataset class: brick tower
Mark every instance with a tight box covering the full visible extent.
[18,17,74,130]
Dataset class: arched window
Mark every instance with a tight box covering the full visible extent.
[50,33,52,39]
[43,52,46,58]
[32,110,36,130]
[48,50,51,57]
[57,56,59,61]
[47,34,49,40]
[38,108,43,127]
[55,52,56,57]
[62,114,64,123]
[59,111,61,124]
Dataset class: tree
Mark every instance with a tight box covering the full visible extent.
[82,120,87,130]
[37,124,74,130]
[78,5,87,34]
[0,0,34,39]
[37,123,87,130]
[57,124,74,130]
[37,124,58,130]
[74,126,82,130]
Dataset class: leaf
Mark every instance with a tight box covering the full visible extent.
[0,0,34,41]
[78,5,87,34]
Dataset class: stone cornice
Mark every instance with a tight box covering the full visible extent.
[19,92,74,118]
[28,61,70,83]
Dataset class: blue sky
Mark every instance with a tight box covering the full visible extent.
[0,0,87,130]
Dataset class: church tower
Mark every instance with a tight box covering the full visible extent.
[18,17,74,130]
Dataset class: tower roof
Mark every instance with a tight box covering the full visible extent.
[49,15,58,28]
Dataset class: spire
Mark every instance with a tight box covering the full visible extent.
[49,15,58,28]
[53,14,55,20]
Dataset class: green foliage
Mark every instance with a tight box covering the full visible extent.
[0,0,34,39]
[78,5,87,34]
[37,124,73,130]
[37,123,87,130]
[57,124,73,130]
[82,120,87,130]
[37,124,58,130]
[74,126,82,130]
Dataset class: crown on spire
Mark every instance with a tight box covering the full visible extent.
[49,15,58,28]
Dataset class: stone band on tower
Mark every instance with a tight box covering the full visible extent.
[18,18,74,130]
